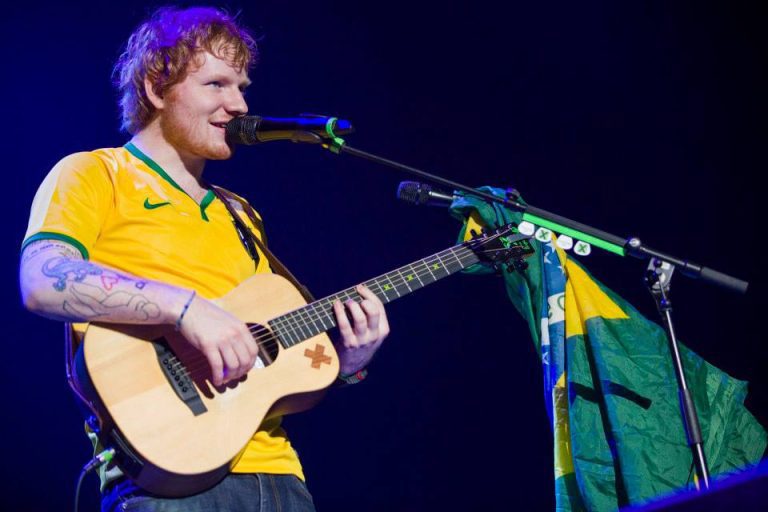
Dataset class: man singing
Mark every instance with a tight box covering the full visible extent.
[19,6,389,511]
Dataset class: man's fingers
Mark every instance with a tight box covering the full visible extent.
[334,299,357,347]
[204,348,225,387]
[230,334,254,379]
[242,325,260,359]
[219,344,241,383]
[357,284,383,307]
[358,285,388,338]
[359,299,382,332]
[345,299,368,337]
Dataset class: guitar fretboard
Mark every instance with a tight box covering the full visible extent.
[267,243,480,347]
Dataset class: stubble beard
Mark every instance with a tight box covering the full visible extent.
[161,109,234,162]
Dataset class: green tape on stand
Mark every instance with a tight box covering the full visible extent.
[523,213,626,256]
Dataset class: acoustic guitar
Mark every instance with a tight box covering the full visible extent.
[73,224,533,496]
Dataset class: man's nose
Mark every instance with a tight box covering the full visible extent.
[225,89,248,116]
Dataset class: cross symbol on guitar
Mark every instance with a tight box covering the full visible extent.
[304,344,332,369]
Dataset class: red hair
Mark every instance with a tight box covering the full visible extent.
[113,6,258,134]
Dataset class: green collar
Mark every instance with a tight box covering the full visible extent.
[124,142,215,221]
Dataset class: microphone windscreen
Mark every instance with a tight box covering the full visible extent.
[397,182,430,205]
[226,116,262,145]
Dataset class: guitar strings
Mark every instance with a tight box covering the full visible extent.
[172,233,512,377]
[260,229,513,349]
[171,232,512,377]
[264,248,471,345]
[172,249,476,377]
[263,234,506,343]
[171,259,465,377]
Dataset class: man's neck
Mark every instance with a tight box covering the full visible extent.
[130,125,206,186]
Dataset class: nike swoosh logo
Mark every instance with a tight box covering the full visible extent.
[144,198,171,210]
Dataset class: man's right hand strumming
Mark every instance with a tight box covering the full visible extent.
[176,295,260,386]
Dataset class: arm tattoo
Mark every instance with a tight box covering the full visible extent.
[21,240,80,264]
[63,282,161,321]
[42,257,103,292]
[39,256,160,321]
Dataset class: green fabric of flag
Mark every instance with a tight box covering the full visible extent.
[450,188,766,510]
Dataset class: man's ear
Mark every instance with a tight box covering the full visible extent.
[144,77,164,110]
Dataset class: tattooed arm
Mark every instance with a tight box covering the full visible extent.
[19,239,259,386]
[19,239,186,324]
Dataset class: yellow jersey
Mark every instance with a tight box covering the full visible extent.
[22,143,304,480]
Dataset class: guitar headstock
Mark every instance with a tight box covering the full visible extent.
[465,223,536,272]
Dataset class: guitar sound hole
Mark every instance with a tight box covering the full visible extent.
[248,323,280,368]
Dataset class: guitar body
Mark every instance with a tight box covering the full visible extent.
[75,273,339,497]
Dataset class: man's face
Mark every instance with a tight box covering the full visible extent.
[159,49,250,161]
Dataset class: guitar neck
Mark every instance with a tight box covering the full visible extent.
[268,242,480,348]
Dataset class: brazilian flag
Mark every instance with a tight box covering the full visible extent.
[451,188,766,510]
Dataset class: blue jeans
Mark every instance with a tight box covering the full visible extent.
[101,474,316,512]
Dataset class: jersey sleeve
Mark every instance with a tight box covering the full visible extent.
[21,152,114,259]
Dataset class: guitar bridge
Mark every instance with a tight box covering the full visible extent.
[153,340,208,416]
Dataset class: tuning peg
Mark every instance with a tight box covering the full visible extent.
[501,259,529,274]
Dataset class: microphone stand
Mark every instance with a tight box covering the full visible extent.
[645,259,711,490]
[294,126,749,491]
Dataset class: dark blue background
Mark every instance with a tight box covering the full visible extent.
[2,1,765,510]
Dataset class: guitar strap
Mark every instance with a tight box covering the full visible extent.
[211,186,315,303]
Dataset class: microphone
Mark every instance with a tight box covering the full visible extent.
[226,115,354,145]
[396,181,457,207]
